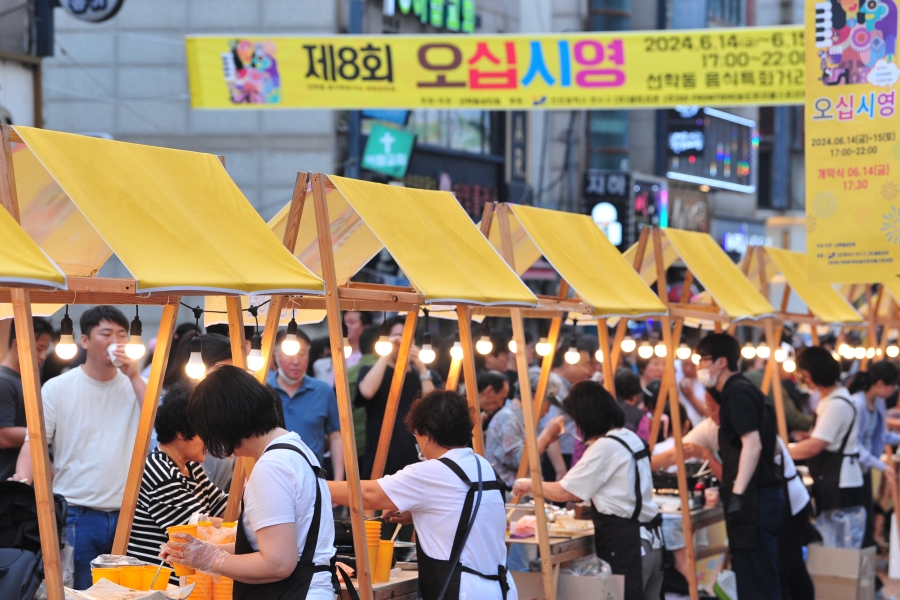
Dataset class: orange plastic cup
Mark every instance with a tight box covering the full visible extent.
[143,565,173,590]
[374,540,394,583]
[187,573,214,600]
[91,567,120,585]
[367,543,379,576]
[118,565,145,590]
[167,524,198,576]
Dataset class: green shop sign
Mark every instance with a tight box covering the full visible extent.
[361,123,415,178]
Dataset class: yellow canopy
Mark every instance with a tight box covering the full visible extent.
[12,127,324,295]
[490,205,666,317]
[0,206,66,290]
[202,295,326,327]
[750,247,862,324]
[625,229,774,320]
[322,176,537,305]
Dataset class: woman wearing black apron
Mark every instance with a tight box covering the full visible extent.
[162,366,354,600]
[513,381,664,600]
[328,389,517,600]
[789,347,865,516]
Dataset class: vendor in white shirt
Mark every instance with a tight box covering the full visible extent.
[513,381,663,600]
[790,347,865,514]
[328,389,517,600]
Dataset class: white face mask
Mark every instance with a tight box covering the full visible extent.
[277,367,302,386]
[696,367,719,389]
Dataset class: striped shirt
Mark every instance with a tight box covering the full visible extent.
[126,450,228,584]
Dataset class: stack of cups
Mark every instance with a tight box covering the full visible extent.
[213,576,234,600]
[187,573,214,600]
[364,520,382,575]
[118,566,145,590]
[166,524,198,578]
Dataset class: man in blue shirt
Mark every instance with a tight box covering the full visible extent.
[269,329,344,481]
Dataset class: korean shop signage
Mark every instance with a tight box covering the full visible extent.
[383,0,476,33]
[185,26,804,110]
[361,123,416,178]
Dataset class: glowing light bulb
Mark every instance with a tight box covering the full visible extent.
[476,336,493,355]
[637,342,653,359]
[124,309,145,359]
[877,348,884,357]
[783,359,796,373]
[247,333,265,372]
[676,344,692,361]
[185,336,206,379]
[450,341,463,360]
[691,354,700,365]
[535,337,551,357]
[595,349,604,363]
[654,342,667,358]
[888,345,900,358]
[55,309,77,360]
[508,339,517,353]
[375,336,393,356]
[838,343,851,357]
[281,318,301,356]
[774,348,787,363]
[565,346,580,364]
[831,351,842,362]
[741,343,757,360]
[854,346,866,360]
[419,332,435,364]
[343,340,353,358]
[867,347,876,359]
[756,344,770,360]
[621,337,637,353]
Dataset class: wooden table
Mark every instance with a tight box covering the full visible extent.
[339,570,418,600]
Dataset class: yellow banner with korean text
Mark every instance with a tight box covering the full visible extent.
[185,28,805,110]
[805,0,900,283]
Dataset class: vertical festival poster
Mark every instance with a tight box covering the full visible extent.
[806,0,900,283]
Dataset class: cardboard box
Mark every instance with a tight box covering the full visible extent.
[511,570,623,600]
[806,544,876,600]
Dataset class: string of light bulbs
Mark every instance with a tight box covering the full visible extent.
[419,309,435,364]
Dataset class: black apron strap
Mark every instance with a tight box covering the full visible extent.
[833,395,857,457]
[606,435,647,522]
[264,443,325,565]
[435,456,484,600]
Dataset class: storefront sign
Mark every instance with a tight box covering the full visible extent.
[711,218,771,260]
[62,0,125,22]
[506,111,530,203]
[583,169,631,249]
[403,146,501,219]
[383,0,476,33]
[185,26,804,110]
[361,123,415,177]
[805,0,900,282]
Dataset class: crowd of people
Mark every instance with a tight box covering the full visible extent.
[1,305,897,599]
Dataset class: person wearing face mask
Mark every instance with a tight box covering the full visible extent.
[329,390,518,600]
[356,315,442,478]
[693,333,783,600]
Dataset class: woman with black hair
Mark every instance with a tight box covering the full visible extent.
[513,381,663,600]
[162,333,233,390]
[848,361,900,549]
[328,389,517,600]
[790,346,865,516]
[162,366,343,600]
[127,383,228,585]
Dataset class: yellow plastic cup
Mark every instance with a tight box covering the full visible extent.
[118,565,145,590]
[143,565,173,590]
[374,540,394,583]
[187,573,214,600]
[91,567,120,585]
[167,524,198,576]
[367,543,379,576]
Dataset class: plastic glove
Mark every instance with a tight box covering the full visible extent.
[725,493,744,526]
[512,478,533,498]
[162,533,229,574]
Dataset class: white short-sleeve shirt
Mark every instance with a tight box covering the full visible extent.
[378,448,517,600]
[242,433,336,599]
[811,388,864,489]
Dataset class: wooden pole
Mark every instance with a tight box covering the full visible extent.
[312,174,373,600]
[457,306,485,456]
[258,172,308,381]
[112,302,179,553]
[653,228,700,600]
[511,307,556,600]
[222,297,252,522]
[11,290,64,600]
[766,319,790,444]
[370,310,418,479]
[598,318,615,396]
[862,285,882,370]
[445,357,462,391]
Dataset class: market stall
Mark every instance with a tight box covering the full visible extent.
[0,125,325,598]
[623,227,776,600]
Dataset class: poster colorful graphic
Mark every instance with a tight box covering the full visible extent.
[185,27,805,110]
[806,0,900,282]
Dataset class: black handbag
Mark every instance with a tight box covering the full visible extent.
[0,547,42,600]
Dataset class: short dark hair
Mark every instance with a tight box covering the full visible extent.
[552,335,599,368]
[562,380,625,440]
[797,346,842,387]
[163,333,233,389]
[384,315,406,331]
[636,353,664,374]
[359,325,381,355]
[188,365,282,458]
[477,370,508,394]
[80,306,129,337]
[405,389,474,448]
[156,384,196,444]
[343,311,373,326]
[694,333,741,372]
[9,317,54,348]
[614,367,642,402]
[275,326,311,346]
[488,329,511,358]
